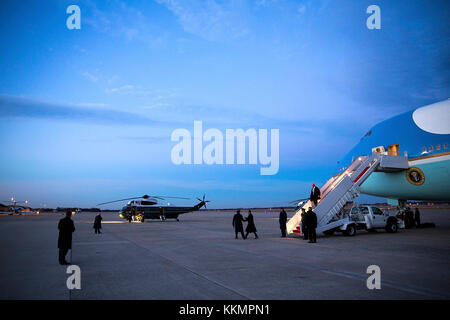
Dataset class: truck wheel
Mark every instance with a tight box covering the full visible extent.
[344,224,356,236]
[386,222,398,233]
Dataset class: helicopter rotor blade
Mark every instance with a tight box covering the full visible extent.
[97,194,191,206]
[152,195,191,200]
[97,196,144,206]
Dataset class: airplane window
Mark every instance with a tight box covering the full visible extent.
[422,147,427,153]
[429,145,434,151]
[436,144,441,151]
[371,207,384,215]
[444,143,448,150]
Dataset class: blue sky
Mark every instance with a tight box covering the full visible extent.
[0,0,449,208]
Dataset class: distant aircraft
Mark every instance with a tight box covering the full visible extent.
[97,194,210,222]
[0,198,37,215]
[337,98,450,204]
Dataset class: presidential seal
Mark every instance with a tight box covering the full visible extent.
[406,167,425,186]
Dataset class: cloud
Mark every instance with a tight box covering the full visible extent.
[105,84,136,94]
[117,136,168,144]
[81,71,98,83]
[156,0,250,41]
[297,4,306,14]
[82,0,168,47]
[0,95,160,127]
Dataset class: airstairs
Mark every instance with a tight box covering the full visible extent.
[287,153,408,235]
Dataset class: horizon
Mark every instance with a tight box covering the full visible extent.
[1,0,449,208]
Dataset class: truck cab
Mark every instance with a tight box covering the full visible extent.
[346,205,400,235]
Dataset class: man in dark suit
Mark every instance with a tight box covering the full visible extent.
[300,208,308,240]
[279,208,288,237]
[306,207,317,243]
[58,211,75,265]
[310,184,321,207]
[232,210,246,239]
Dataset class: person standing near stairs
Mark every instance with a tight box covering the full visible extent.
[310,184,321,207]
[300,208,308,240]
[306,207,317,243]
[279,208,287,237]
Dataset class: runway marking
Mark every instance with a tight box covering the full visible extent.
[321,269,450,299]
[207,242,450,299]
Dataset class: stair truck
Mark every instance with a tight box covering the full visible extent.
[287,151,409,237]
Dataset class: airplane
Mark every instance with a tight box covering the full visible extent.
[97,194,210,222]
[336,98,450,205]
[0,198,37,215]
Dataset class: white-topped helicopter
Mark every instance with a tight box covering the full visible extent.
[97,194,210,222]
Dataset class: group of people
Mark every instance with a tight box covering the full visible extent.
[232,210,258,239]
[278,207,318,243]
[58,184,322,264]
[403,207,421,229]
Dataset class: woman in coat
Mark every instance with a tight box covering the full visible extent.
[244,210,258,239]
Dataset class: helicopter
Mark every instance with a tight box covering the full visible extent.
[97,194,210,222]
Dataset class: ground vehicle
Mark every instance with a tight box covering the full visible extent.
[324,205,400,236]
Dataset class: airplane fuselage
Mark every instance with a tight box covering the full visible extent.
[338,99,450,202]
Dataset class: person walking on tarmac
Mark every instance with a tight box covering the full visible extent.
[300,208,308,240]
[310,184,321,207]
[93,212,102,234]
[232,210,246,239]
[279,208,288,237]
[306,207,317,243]
[58,211,75,265]
[244,210,258,239]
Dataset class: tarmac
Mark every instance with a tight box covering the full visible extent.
[0,208,449,300]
